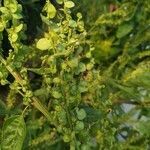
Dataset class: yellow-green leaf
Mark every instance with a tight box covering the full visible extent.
[64,1,75,8]
[36,38,51,50]
[56,0,63,4]
[47,3,56,19]
[52,91,62,99]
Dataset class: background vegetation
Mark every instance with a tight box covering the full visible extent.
[0,0,150,149]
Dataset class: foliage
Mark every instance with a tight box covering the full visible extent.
[0,0,150,149]
[1,115,26,150]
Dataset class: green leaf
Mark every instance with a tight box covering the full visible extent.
[68,58,78,68]
[12,13,22,19]
[69,20,77,28]
[116,23,133,38]
[1,115,26,150]
[76,109,86,120]
[36,38,51,50]
[83,106,102,123]
[78,81,88,93]
[0,99,6,116]
[34,88,49,100]
[64,1,75,8]
[86,63,94,70]
[11,33,18,42]
[15,24,23,33]
[63,134,71,143]
[9,3,18,13]
[53,77,61,84]
[52,91,62,99]
[0,22,5,32]
[77,13,82,19]
[56,0,63,4]
[135,121,150,136]
[75,121,84,131]
[0,7,8,14]
[48,3,56,18]
[75,63,86,74]
[45,2,56,19]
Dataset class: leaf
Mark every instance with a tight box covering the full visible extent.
[63,134,71,143]
[135,121,150,136]
[83,106,102,123]
[75,63,86,74]
[9,3,18,13]
[69,20,77,28]
[48,3,56,18]
[123,61,150,88]
[34,88,49,100]
[52,91,62,99]
[64,1,75,8]
[68,58,78,68]
[0,7,8,14]
[78,81,88,93]
[86,63,94,70]
[11,33,18,42]
[44,2,56,19]
[53,77,61,84]
[15,24,23,33]
[76,109,86,120]
[56,0,63,4]
[0,99,7,116]
[77,13,82,19]
[36,38,51,50]
[75,121,84,131]
[0,22,4,32]
[1,115,26,150]
[116,23,133,38]
[12,13,23,19]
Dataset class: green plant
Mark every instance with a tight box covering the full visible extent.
[0,0,150,150]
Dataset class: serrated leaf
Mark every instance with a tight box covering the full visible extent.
[116,23,133,38]
[64,1,75,8]
[36,38,51,50]
[1,115,26,150]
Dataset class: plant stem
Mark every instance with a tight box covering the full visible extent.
[0,55,51,121]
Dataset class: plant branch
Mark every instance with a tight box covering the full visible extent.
[0,55,51,121]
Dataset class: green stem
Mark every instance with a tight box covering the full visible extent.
[32,97,52,122]
[0,55,51,121]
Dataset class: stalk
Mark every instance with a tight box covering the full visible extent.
[0,55,51,121]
